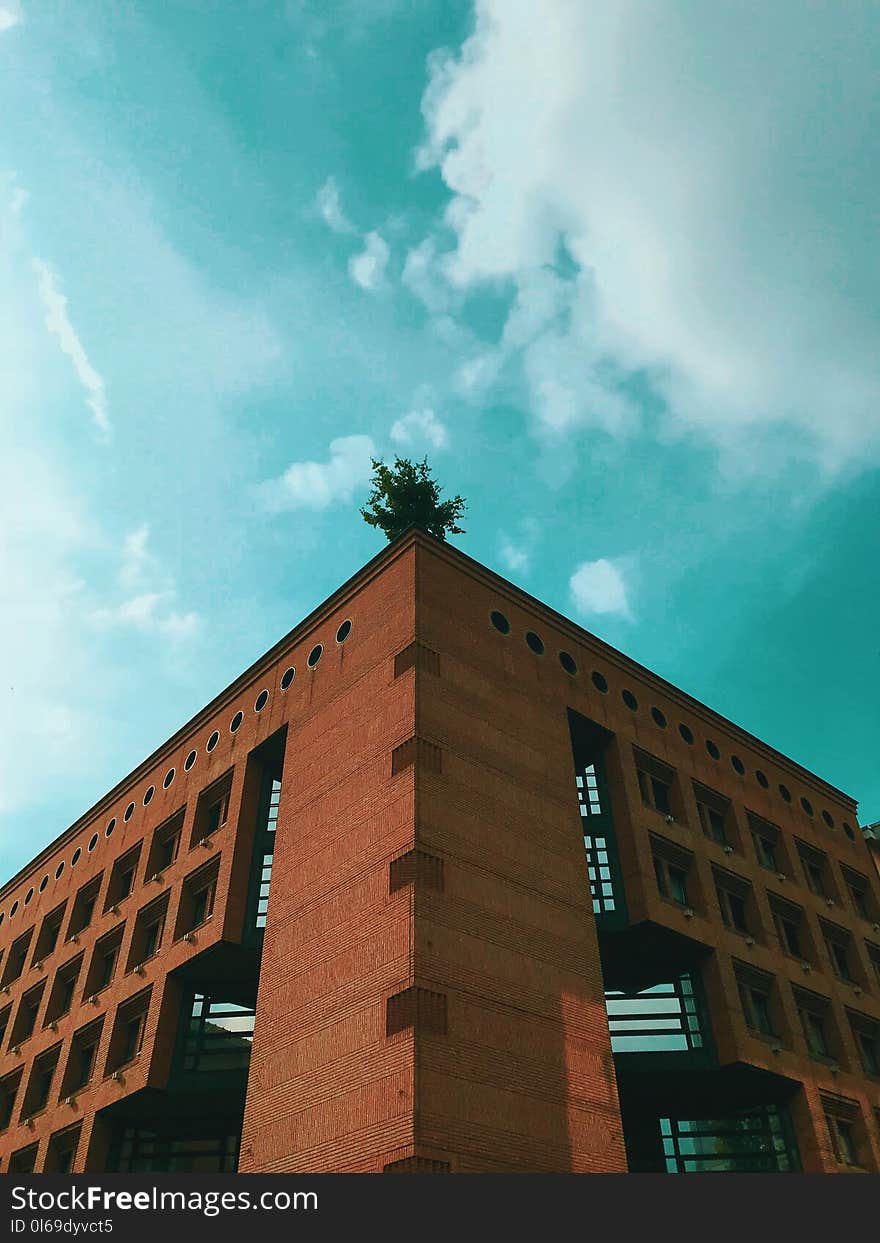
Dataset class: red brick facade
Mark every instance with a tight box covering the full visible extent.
[1,533,878,1173]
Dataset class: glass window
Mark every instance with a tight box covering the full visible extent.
[181,993,256,1073]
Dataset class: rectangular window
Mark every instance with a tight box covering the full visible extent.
[67,875,103,940]
[33,903,67,963]
[1,929,34,989]
[653,853,690,906]
[44,1125,82,1174]
[634,749,680,820]
[112,1128,239,1174]
[174,858,220,939]
[10,981,46,1046]
[822,1098,866,1169]
[794,987,836,1060]
[106,989,151,1074]
[104,845,142,912]
[694,784,732,846]
[770,895,807,960]
[180,993,256,1073]
[44,955,84,1024]
[848,1012,880,1078]
[83,926,124,999]
[0,1068,23,1132]
[147,810,184,879]
[821,920,858,983]
[735,965,777,1038]
[21,1044,62,1120]
[714,870,755,936]
[126,895,169,971]
[190,772,233,848]
[605,973,704,1053]
[748,813,785,874]
[841,867,875,922]
[657,1104,799,1173]
[797,842,832,899]
[61,1019,104,1096]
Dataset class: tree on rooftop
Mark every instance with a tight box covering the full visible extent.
[360,456,466,543]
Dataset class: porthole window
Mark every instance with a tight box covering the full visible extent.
[731,755,745,776]
[206,731,220,753]
[779,784,792,803]
[0,913,4,927]
[25,888,33,905]
[124,802,135,822]
[800,796,814,817]
[558,651,577,675]
[591,671,609,694]
[230,711,243,734]
[255,689,269,713]
[89,833,99,851]
[39,875,48,893]
[678,723,694,745]
[72,848,81,867]
[10,901,18,917]
[706,740,720,760]
[184,749,197,771]
[756,770,769,789]
[525,631,545,655]
[651,706,667,729]
[308,643,323,668]
[106,818,116,838]
[163,768,175,789]
[843,822,855,841]
[55,862,64,880]
[144,785,155,806]
[622,689,638,711]
[336,619,352,644]
[490,611,511,635]
[280,666,295,691]
[822,810,834,828]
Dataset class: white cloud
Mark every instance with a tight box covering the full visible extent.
[417,0,880,468]
[0,2,22,33]
[348,231,390,291]
[315,176,356,234]
[32,258,110,438]
[402,238,452,313]
[390,406,448,450]
[498,537,529,574]
[260,434,376,512]
[90,525,200,643]
[570,559,632,619]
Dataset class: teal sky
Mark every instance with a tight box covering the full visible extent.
[1,1,878,883]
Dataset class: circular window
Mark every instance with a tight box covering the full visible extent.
[706,740,720,760]
[106,817,116,838]
[756,770,769,789]
[679,723,694,745]
[800,796,814,816]
[230,711,243,734]
[308,644,324,668]
[822,810,834,828]
[281,666,296,690]
[591,671,609,694]
[0,913,4,927]
[255,689,269,713]
[651,706,667,729]
[72,848,81,867]
[779,784,792,803]
[39,875,48,893]
[184,749,197,771]
[843,822,855,841]
[124,802,135,822]
[55,862,64,880]
[622,689,638,711]
[559,651,578,675]
[731,755,745,775]
[336,619,352,644]
[144,785,155,806]
[24,887,33,905]
[525,631,545,655]
[206,730,220,752]
[490,611,511,635]
[88,833,99,851]
[163,768,175,789]
[10,901,18,917]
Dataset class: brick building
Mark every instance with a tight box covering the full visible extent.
[1,531,878,1174]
